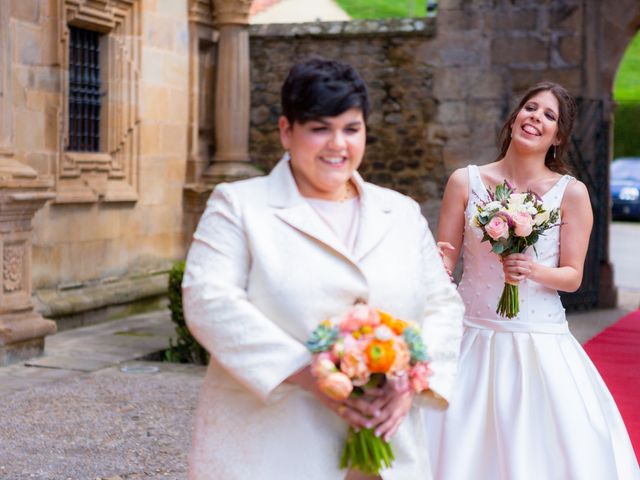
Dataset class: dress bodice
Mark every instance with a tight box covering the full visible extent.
[458,165,573,325]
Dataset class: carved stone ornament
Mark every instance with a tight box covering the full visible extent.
[213,0,252,25]
[189,0,215,27]
[3,245,24,293]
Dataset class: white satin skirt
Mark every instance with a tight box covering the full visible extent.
[424,318,640,480]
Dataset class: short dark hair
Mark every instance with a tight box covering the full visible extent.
[496,81,577,174]
[280,58,370,125]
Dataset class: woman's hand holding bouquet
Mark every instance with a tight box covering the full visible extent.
[471,180,560,318]
[305,304,432,475]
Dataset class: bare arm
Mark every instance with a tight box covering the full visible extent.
[503,180,593,292]
[437,168,469,273]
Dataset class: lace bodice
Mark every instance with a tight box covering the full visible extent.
[458,165,573,324]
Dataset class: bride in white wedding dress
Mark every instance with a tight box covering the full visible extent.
[426,81,639,480]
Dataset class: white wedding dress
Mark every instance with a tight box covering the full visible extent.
[425,165,639,480]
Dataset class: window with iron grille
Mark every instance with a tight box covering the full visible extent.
[68,26,102,152]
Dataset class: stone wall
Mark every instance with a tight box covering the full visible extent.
[7,0,191,291]
[249,19,446,224]
[431,0,588,172]
[247,5,589,226]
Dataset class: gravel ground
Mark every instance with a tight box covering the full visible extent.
[0,362,204,480]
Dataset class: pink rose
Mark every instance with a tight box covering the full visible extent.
[339,304,380,332]
[512,211,534,237]
[390,341,411,375]
[485,215,509,241]
[311,352,337,378]
[332,335,357,359]
[318,372,353,401]
[409,363,432,393]
[340,348,370,385]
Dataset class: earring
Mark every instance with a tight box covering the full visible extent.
[553,145,557,159]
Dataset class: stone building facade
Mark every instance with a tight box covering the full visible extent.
[0,0,638,363]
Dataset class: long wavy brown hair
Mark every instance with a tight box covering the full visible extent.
[495,82,577,174]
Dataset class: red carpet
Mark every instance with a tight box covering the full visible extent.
[584,309,640,459]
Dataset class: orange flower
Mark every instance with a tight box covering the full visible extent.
[365,340,397,373]
[378,310,408,335]
[378,310,395,327]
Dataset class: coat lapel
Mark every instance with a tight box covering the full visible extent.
[268,155,354,262]
[351,172,394,262]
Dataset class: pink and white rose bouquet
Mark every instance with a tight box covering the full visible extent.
[305,304,432,475]
[471,181,560,318]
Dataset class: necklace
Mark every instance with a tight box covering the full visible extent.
[342,180,358,201]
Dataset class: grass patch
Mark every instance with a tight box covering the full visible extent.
[335,0,428,19]
[614,33,640,102]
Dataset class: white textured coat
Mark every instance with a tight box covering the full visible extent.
[182,157,464,480]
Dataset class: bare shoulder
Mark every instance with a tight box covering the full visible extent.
[561,178,593,227]
[445,167,469,192]
[563,177,591,205]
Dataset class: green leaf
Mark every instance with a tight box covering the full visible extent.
[492,242,506,254]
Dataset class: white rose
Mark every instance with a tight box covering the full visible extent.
[374,325,394,341]
[535,209,550,225]
[509,193,527,206]
[484,201,502,211]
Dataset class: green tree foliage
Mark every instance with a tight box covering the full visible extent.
[614,103,640,158]
[614,34,640,103]
[614,33,640,158]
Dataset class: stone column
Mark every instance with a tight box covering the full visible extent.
[0,157,57,365]
[204,0,261,181]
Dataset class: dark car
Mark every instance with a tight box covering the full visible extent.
[611,157,640,220]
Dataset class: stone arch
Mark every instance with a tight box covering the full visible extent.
[590,0,640,98]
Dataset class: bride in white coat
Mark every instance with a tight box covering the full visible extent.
[182,58,464,480]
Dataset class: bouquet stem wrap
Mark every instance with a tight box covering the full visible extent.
[496,282,519,318]
[340,427,394,475]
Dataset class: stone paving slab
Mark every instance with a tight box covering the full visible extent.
[24,355,115,372]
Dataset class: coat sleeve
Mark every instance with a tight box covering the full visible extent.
[412,204,465,409]
[182,184,312,403]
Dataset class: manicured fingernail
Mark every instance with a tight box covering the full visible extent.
[366,421,374,428]
[374,429,381,437]
[374,410,381,417]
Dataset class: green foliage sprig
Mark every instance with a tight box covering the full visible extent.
[165,260,210,365]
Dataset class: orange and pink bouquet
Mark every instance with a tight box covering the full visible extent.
[305,303,431,475]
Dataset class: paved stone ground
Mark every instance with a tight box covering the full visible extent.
[0,362,203,480]
[0,312,205,480]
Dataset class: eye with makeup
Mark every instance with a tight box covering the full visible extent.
[524,103,557,122]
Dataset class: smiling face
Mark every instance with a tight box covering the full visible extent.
[510,90,560,154]
[279,107,366,201]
